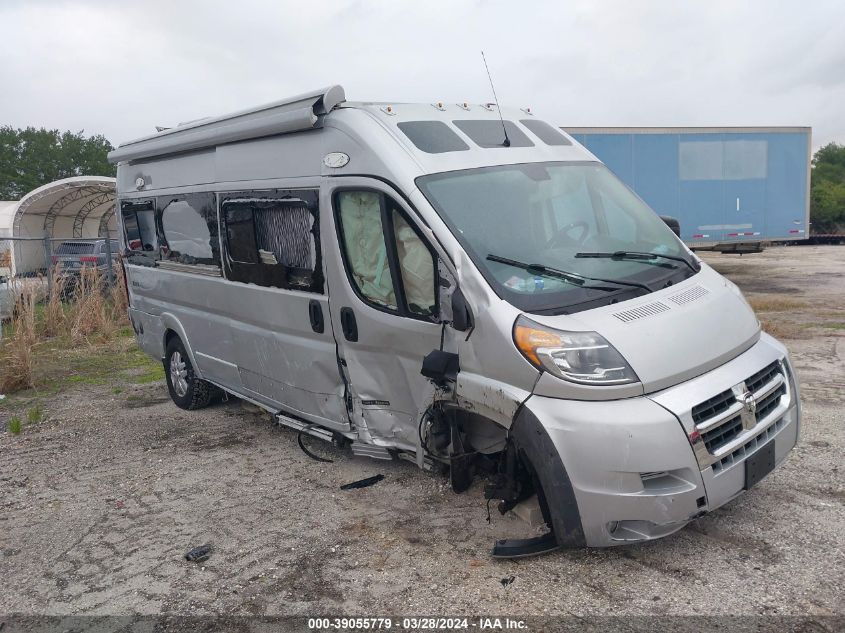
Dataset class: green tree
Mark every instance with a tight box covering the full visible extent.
[810,142,845,234]
[0,126,116,200]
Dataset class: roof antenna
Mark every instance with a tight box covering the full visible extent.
[481,51,510,147]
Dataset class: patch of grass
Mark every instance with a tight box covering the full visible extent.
[8,415,22,435]
[820,322,845,330]
[2,332,160,400]
[64,373,108,386]
[131,364,166,384]
[748,295,808,312]
[112,387,123,394]
[26,404,43,424]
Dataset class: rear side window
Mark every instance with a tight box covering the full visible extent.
[452,120,534,148]
[397,121,469,154]
[160,193,220,267]
[221,190,322,292]
[520,119,572,146]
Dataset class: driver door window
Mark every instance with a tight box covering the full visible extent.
[335,190,437,319]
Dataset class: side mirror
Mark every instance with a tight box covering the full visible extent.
[660,215,681,238]
[451,287,474,332]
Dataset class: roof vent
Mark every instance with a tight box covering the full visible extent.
[613,301,670,323]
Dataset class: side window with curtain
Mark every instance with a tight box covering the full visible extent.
[159,193,220,268]
[335,190,437,319]
[120,199,159,265]
[220,190,322,292]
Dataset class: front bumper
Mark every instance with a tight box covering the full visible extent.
[525,333,800,547]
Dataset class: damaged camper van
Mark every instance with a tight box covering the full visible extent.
[109,86,801,555]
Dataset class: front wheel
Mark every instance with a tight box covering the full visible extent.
[164,337,216,410]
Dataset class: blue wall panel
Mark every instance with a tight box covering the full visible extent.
[632,133,679,218]
[581,135,634,185]
[570,129,810,244]
[765,133,809,239]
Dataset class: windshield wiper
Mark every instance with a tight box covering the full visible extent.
[486,254,653,293]
[575,250,699,272]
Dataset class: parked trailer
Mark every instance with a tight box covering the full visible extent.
[564,127,811,252]
[109,87,801,555]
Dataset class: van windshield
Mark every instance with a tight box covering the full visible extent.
[417,162,698,313]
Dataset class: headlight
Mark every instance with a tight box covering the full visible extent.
[513,316,639,385]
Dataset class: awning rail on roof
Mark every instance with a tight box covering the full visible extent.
[108,85,346,164]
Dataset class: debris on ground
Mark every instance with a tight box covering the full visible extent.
[500,576,516,588]
[298,430,333,463]
[340,474,385,490]
[185,544,213,563]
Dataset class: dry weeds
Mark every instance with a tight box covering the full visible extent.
[109,261,129,324]
[69,266,113,343]
[759,318,802,340]
[0,290,37,392]
[749,295,809,312]
[1,263,130,394]
[41,266,68,338]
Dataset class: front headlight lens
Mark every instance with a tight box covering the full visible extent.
[513,316,639,385]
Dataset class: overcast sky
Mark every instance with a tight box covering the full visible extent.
[1,0,843,150]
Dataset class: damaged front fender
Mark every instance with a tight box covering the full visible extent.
[454,372,532,428]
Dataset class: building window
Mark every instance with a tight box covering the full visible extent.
[724,140,768,180]
[221,190,322,292]
[679,141,723,180]
[680,139,768,180]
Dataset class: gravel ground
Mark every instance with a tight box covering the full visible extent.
[0,245,843,620]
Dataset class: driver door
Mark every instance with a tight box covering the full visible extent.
[321,178,444,453]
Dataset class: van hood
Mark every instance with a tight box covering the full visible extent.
[528,264,760,395]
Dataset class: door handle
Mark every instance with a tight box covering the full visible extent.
[340,307,358,342]
[308,300,324,334]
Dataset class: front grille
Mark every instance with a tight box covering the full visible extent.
[55,242,96,255]
[691,359,787,459]
[756,383,787,422]
[745,361,781,394]
[691,388,735,425]
[702,415,743,453]
[711,417,786,473]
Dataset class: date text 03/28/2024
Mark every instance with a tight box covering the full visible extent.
[307,618,528,630]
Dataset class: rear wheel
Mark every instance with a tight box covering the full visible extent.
[164,336,216,410]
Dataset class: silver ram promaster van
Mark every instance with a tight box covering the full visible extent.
[109,86,800,556]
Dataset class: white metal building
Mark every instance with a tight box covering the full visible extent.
[1,177,116,276]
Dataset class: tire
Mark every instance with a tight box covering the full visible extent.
[164,336,216,410]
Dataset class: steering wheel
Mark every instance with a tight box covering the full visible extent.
[546,220,590,249]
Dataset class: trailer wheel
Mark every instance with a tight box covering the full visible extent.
[164,336,216,410]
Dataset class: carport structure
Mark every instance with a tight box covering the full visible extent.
[9,176,116,275]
